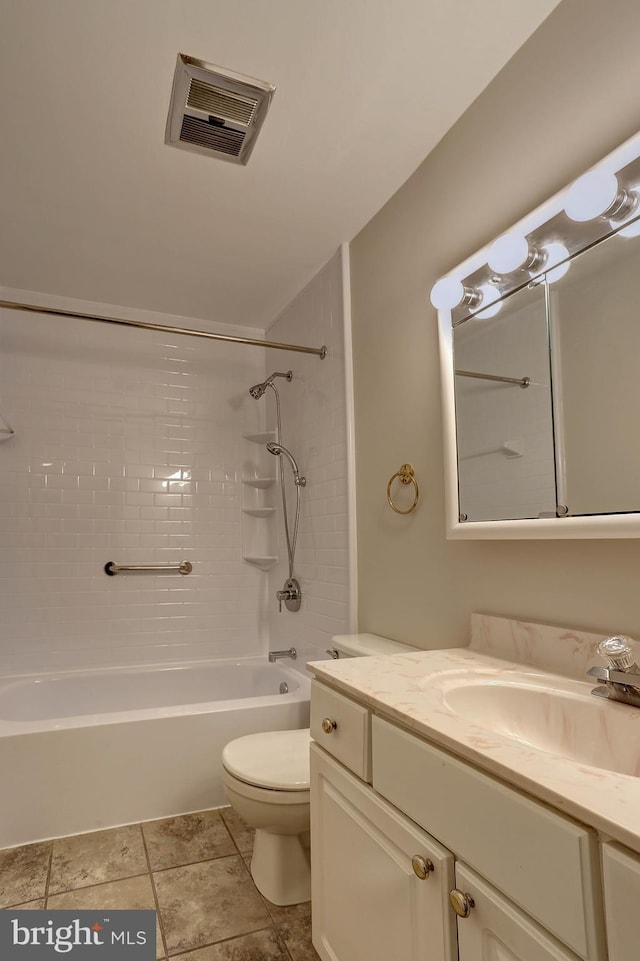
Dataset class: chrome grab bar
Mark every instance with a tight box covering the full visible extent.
[104,561,193,576]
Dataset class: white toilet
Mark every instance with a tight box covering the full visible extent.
[221,633,417,905]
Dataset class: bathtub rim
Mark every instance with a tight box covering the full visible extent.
[0,655,311,737]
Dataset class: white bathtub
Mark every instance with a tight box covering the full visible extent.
[0,658,310,849]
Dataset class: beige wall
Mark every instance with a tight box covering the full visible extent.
[350,0,640,648]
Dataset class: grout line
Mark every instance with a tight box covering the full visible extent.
[139,821,170,961]
[278,932,296,961]
[43,841,54,907]
[167,923,276,956]
[47,871,151,898]
[218,808,238,853]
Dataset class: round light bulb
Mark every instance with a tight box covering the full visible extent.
[474,285,502,319]
[430,276,464,310]
[544,243,570,283]
[564,169,619,222]
[487,232,530,274]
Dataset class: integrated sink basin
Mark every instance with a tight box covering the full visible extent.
[427,670,640,777]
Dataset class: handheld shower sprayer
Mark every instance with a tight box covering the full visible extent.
[266,442,306,486]
[246,368,304,614]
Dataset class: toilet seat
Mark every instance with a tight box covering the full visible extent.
[221,728,310,791]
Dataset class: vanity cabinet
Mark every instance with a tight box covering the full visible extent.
[310,679,606,961]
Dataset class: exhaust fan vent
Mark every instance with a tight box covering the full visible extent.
[165,54,275,165]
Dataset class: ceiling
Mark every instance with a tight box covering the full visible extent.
[0,1,561,331]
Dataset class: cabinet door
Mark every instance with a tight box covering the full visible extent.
[602,841,640,961]
[455,863,581,961]
[310,743,457,961]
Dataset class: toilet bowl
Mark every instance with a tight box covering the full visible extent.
[221,634,417,905]
[222,728,311,905]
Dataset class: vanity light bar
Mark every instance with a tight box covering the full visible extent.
[430,127,640,326]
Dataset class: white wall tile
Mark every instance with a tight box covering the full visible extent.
[0,253,351,677]
[265,250,352,666]
[0,306,268,674]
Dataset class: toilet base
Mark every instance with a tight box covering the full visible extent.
[250,828,311,906]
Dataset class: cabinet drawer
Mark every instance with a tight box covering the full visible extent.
[372,715,604,961]
[310,681,371,781]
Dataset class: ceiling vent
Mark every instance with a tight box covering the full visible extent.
[165,54,275,165]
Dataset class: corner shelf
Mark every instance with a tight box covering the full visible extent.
[243,555,278,570]
[242,507,276,518]
[243,431,277,445]
[242,477,276,489]
[241,430,278,569]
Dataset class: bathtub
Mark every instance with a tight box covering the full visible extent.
[0,658,310,849]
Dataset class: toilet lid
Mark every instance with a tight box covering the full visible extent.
[222,728,310,791]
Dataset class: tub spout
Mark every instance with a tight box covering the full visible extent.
[268,648,297,663]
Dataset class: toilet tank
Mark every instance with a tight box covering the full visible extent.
[328,633,417,658]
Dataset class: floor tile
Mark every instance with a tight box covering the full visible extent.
[2,899,46,910]
[263,898,311,926]
[49,824,147,894]
[47,873,164,960]
[154,855,270,956]
[143,811,235,871]
[0,841,51,908]
[278,916,320,961]
[170,927,290,961]
[219,808,254,854]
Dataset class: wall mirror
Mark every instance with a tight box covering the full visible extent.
[433,129,640,538]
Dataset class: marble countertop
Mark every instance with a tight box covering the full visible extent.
[308,615,640,854]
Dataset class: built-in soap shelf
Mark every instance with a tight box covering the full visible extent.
[243,555,278,570]
[241,430,278,569]
[243,431,277,445]
[242,477,276,489]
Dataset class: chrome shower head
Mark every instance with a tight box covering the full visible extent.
[249,382,268,400]
[267,442,306,486]
[248,370,293,400]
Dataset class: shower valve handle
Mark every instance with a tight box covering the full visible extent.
[276,577,302,613]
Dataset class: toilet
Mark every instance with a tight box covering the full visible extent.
[221,633,417,905]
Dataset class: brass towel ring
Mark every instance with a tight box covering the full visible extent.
[387,464,420,515]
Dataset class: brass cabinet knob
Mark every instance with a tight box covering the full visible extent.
[449,889,475,918]
[411,855,434,880]
[321,718,337,734]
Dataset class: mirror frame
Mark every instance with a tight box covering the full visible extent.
[436,128,640,539]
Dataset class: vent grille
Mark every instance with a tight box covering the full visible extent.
[180,116,246,156]
[186,79,258,125]
[165,54,275,165]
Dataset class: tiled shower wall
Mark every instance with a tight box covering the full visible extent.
[265,250,352,665]
[0,305,270,675]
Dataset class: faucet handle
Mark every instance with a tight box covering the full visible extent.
[598,635,635,670]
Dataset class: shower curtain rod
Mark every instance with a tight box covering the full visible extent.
[0,298,327,359]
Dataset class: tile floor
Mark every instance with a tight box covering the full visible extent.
[0,808,319,961]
